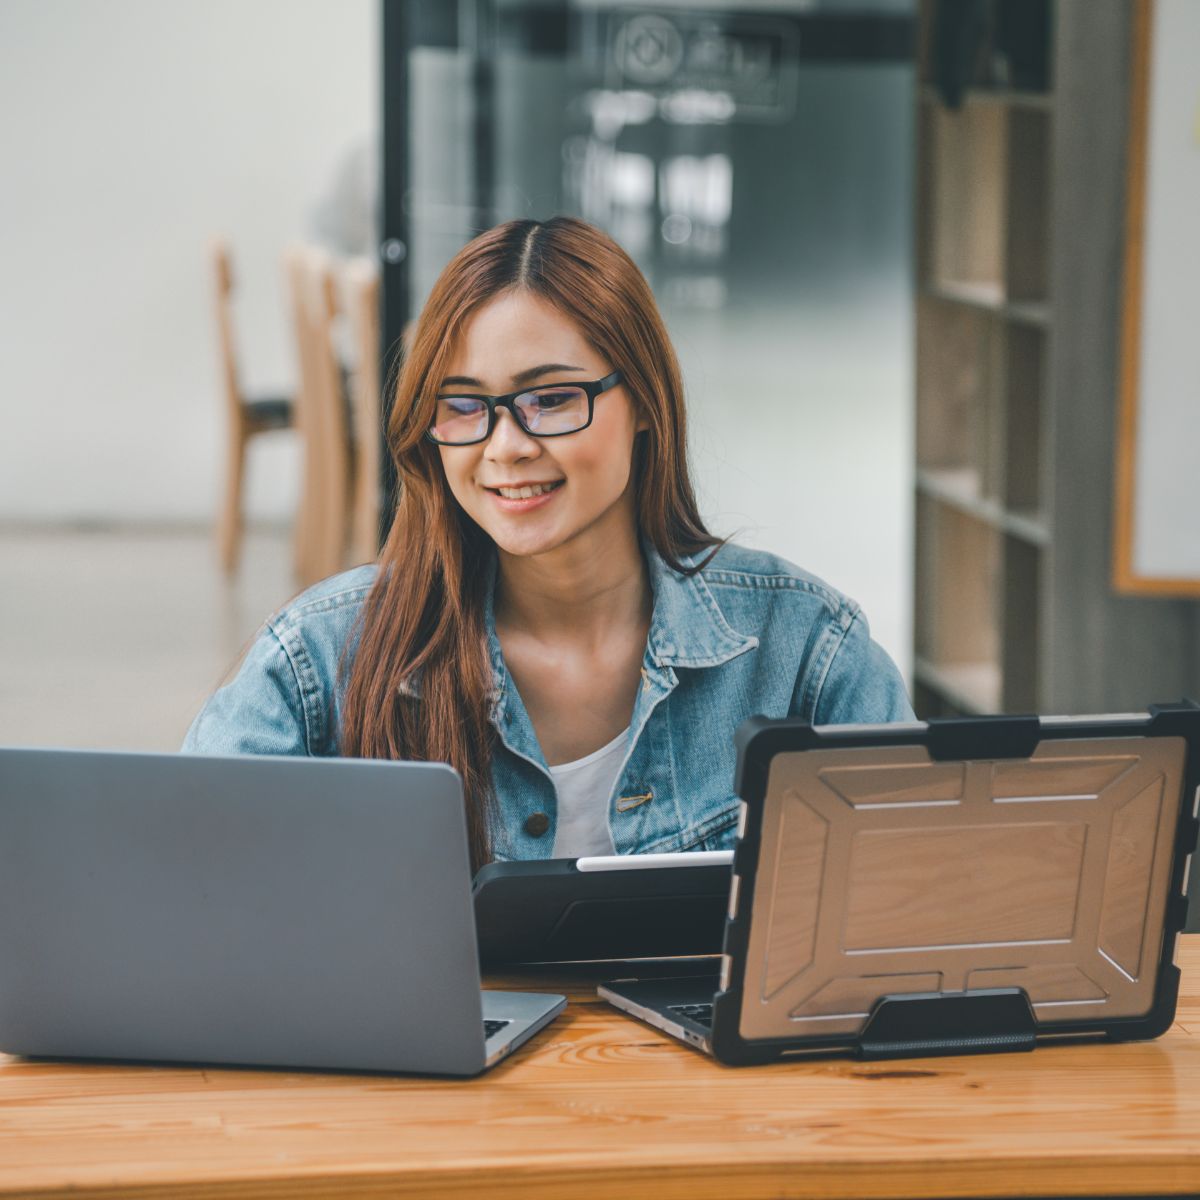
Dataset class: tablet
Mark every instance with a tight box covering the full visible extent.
[473,851,732,965]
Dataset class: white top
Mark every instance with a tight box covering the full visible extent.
[548,728,628,858]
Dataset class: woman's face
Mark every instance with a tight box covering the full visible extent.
[436,290,644,563]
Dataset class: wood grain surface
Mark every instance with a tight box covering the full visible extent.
[3,942,1200,1198]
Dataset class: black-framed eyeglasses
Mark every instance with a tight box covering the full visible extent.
[425,370,623,446]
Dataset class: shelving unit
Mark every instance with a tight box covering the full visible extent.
[913,2,1054,717]
[911,0,1200,720]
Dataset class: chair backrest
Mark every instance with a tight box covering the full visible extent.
[210,238,242,428]
[343,259,382,563]
[284,245,351,585]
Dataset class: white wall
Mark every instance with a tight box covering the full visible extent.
[0,0,376,522]
[1130,0,1200,579]
[676,299,913,678]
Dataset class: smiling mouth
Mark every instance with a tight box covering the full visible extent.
[487,481,565,500]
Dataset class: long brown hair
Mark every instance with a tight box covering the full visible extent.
[339,217,718,868]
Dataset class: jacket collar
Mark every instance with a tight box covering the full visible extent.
[643,542,759,668]
[398,540,760,704]
[482,539,758,706]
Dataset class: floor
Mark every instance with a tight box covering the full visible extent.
[0,524,296,751]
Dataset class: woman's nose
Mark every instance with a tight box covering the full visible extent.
[485,407,540,460]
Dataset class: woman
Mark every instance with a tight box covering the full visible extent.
[184,217,913,869]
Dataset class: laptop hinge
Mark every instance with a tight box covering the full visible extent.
[857,988,1037,1061]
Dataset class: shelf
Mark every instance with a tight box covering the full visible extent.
[915,297,994,492]
[914,496,1002,715]
[920,99,1051,308]
[919,84,1054,113]
[920,281,1051,328]
[916,469,1050,547]
[913,494,1043,715]
[916,296,1049,518]
[913,658,1001,715]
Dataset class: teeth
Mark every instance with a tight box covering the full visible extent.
[497,482,559,499]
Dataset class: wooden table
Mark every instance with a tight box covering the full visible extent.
[4,942,1200,1199]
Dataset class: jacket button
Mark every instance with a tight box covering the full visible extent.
[524,812,551,838]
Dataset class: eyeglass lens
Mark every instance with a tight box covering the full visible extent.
[430,386,590,444]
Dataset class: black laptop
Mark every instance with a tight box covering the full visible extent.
[600,703,1200,1063]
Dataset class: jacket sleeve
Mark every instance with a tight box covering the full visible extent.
[181,623,315,756]
[805,608,915,726]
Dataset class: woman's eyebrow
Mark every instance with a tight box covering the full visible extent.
[512,362,586,385]
[439,363,586,390]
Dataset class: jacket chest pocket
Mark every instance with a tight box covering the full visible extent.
[680,799,741,852]
[638,795,740,855]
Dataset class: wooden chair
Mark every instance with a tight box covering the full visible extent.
[210,238,295,575]
[343,259,382,565]
[284,247,385,585]
[285,246,354,587]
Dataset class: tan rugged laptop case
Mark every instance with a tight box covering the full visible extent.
[710,704,1200,1063]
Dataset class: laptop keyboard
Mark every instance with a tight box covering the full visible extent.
[670,1003,714,1028]
[483,1018,512,1039]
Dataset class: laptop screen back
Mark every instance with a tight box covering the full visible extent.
[737,736,1188,1041]
[0,750,488,1074]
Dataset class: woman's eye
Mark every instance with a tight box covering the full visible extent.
[445,398,485,416]
[531,390,572,409]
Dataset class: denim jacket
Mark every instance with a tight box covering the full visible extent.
[182,542,913,859]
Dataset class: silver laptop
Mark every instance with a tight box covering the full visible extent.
[0,748,565,1075]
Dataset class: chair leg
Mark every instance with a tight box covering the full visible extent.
[312,426,349,583]
[292,424,326,588]
[302,379,350,585]
[292,432,315,585]
[218,424,248,575]
[349,454,378,566]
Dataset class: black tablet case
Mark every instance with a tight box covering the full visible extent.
[474,858,730,965]
[709,703,1200,1064]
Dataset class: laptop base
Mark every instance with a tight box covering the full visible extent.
[599,976,720,1055]
[481,991,568,1068]
[602,977,1045,1062]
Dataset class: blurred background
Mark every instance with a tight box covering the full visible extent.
[1,0,1197,754]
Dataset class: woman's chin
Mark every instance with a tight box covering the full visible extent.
[484,521,567,561]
